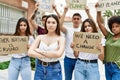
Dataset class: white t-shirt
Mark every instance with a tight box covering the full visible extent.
[12,36,34,58]
[65,27,80,59]
[78,38,106,60]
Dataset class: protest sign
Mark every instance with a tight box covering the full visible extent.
[66,0,86,10]
[73,32,102,54]
[38,0,54,12]
[97,0,120,11]
[0,36,28,55]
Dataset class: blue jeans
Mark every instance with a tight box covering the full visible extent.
[105,62,120,80]
[8,56,31,80]
[64,56,77,80]
[74,59,100,80]
[34,59,62,80]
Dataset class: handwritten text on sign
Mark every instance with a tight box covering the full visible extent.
[73,32,102,54]
[66,0,86,10]
[38,0,54,12]
[0,36,28,54]
[97,0,120,11]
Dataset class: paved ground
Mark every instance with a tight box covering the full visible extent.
[0,55,106,80]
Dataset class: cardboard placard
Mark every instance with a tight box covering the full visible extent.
[0,36,28,55]
[97,0,120,11]
[73,32,102,54]
[66,0,86,10]
[38,0,54,12]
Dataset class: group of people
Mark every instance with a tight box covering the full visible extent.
[7,2,120,80]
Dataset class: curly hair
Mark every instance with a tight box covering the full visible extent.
[108,16,120,32]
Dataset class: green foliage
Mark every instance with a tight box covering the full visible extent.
[0,58,35,70]
[114,9,120,16]
[103,9,120,18]
[103,10,113,18]
[0,61,10,70]
[30,57,35,70]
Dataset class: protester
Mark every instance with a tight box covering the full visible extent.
[28,14,65,80]
[59,6,101,80]
[57,7,81,79]
[8,17,34,80]
[73,18,105,80]
[96,3,120,80]
[29,3,47,35]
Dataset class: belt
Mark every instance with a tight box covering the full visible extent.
[38,60,59,67]
[78,58,97,63]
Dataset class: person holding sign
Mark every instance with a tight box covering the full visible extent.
[60,5,101,80]
[73,18,105,80]
[28,14,65,80]
[61,12,82,80]
[29,3,47,35]
[8,17,34,80]
[96,3,120,80]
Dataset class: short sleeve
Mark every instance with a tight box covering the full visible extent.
[101,38,106,46]
[105,32,113,40]
[29,36,34,45]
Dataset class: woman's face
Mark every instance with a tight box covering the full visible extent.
[112,23,120,35]
[19,21,27,33]
[46,17,57,33]
[84,22,93,33]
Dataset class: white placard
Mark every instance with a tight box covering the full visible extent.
[38,0,54,12]
[66,0,87,10]
[97,0,120,11]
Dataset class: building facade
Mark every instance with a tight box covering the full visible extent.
[0,0,35,35]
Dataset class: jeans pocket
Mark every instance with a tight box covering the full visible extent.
[52,63,61,72]
[91,63,98,68]
[24,56,30,61]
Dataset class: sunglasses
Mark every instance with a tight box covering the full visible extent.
[73,18,80,20]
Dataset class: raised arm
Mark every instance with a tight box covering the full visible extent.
[85,6,95,23]
[96,3,108,36]
[52,4,61,19]
[29,3,39,30]
[59,6,68,33]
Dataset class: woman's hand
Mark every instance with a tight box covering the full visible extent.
[34,48,41,53]
[97,43,104,61]
[85,6,90,14]
[70,42,75,49]
[27,44,30,49]
[98,53,104,61]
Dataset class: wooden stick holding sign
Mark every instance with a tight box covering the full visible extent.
[0,36,28,55]
[97,0,120,11]
[66,0,87,10]
[73,32,102,54]
[38,0,54,12]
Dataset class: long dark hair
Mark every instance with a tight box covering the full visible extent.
[44,14,60,36]
[81,18,98,33]
[14,17,31,36]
